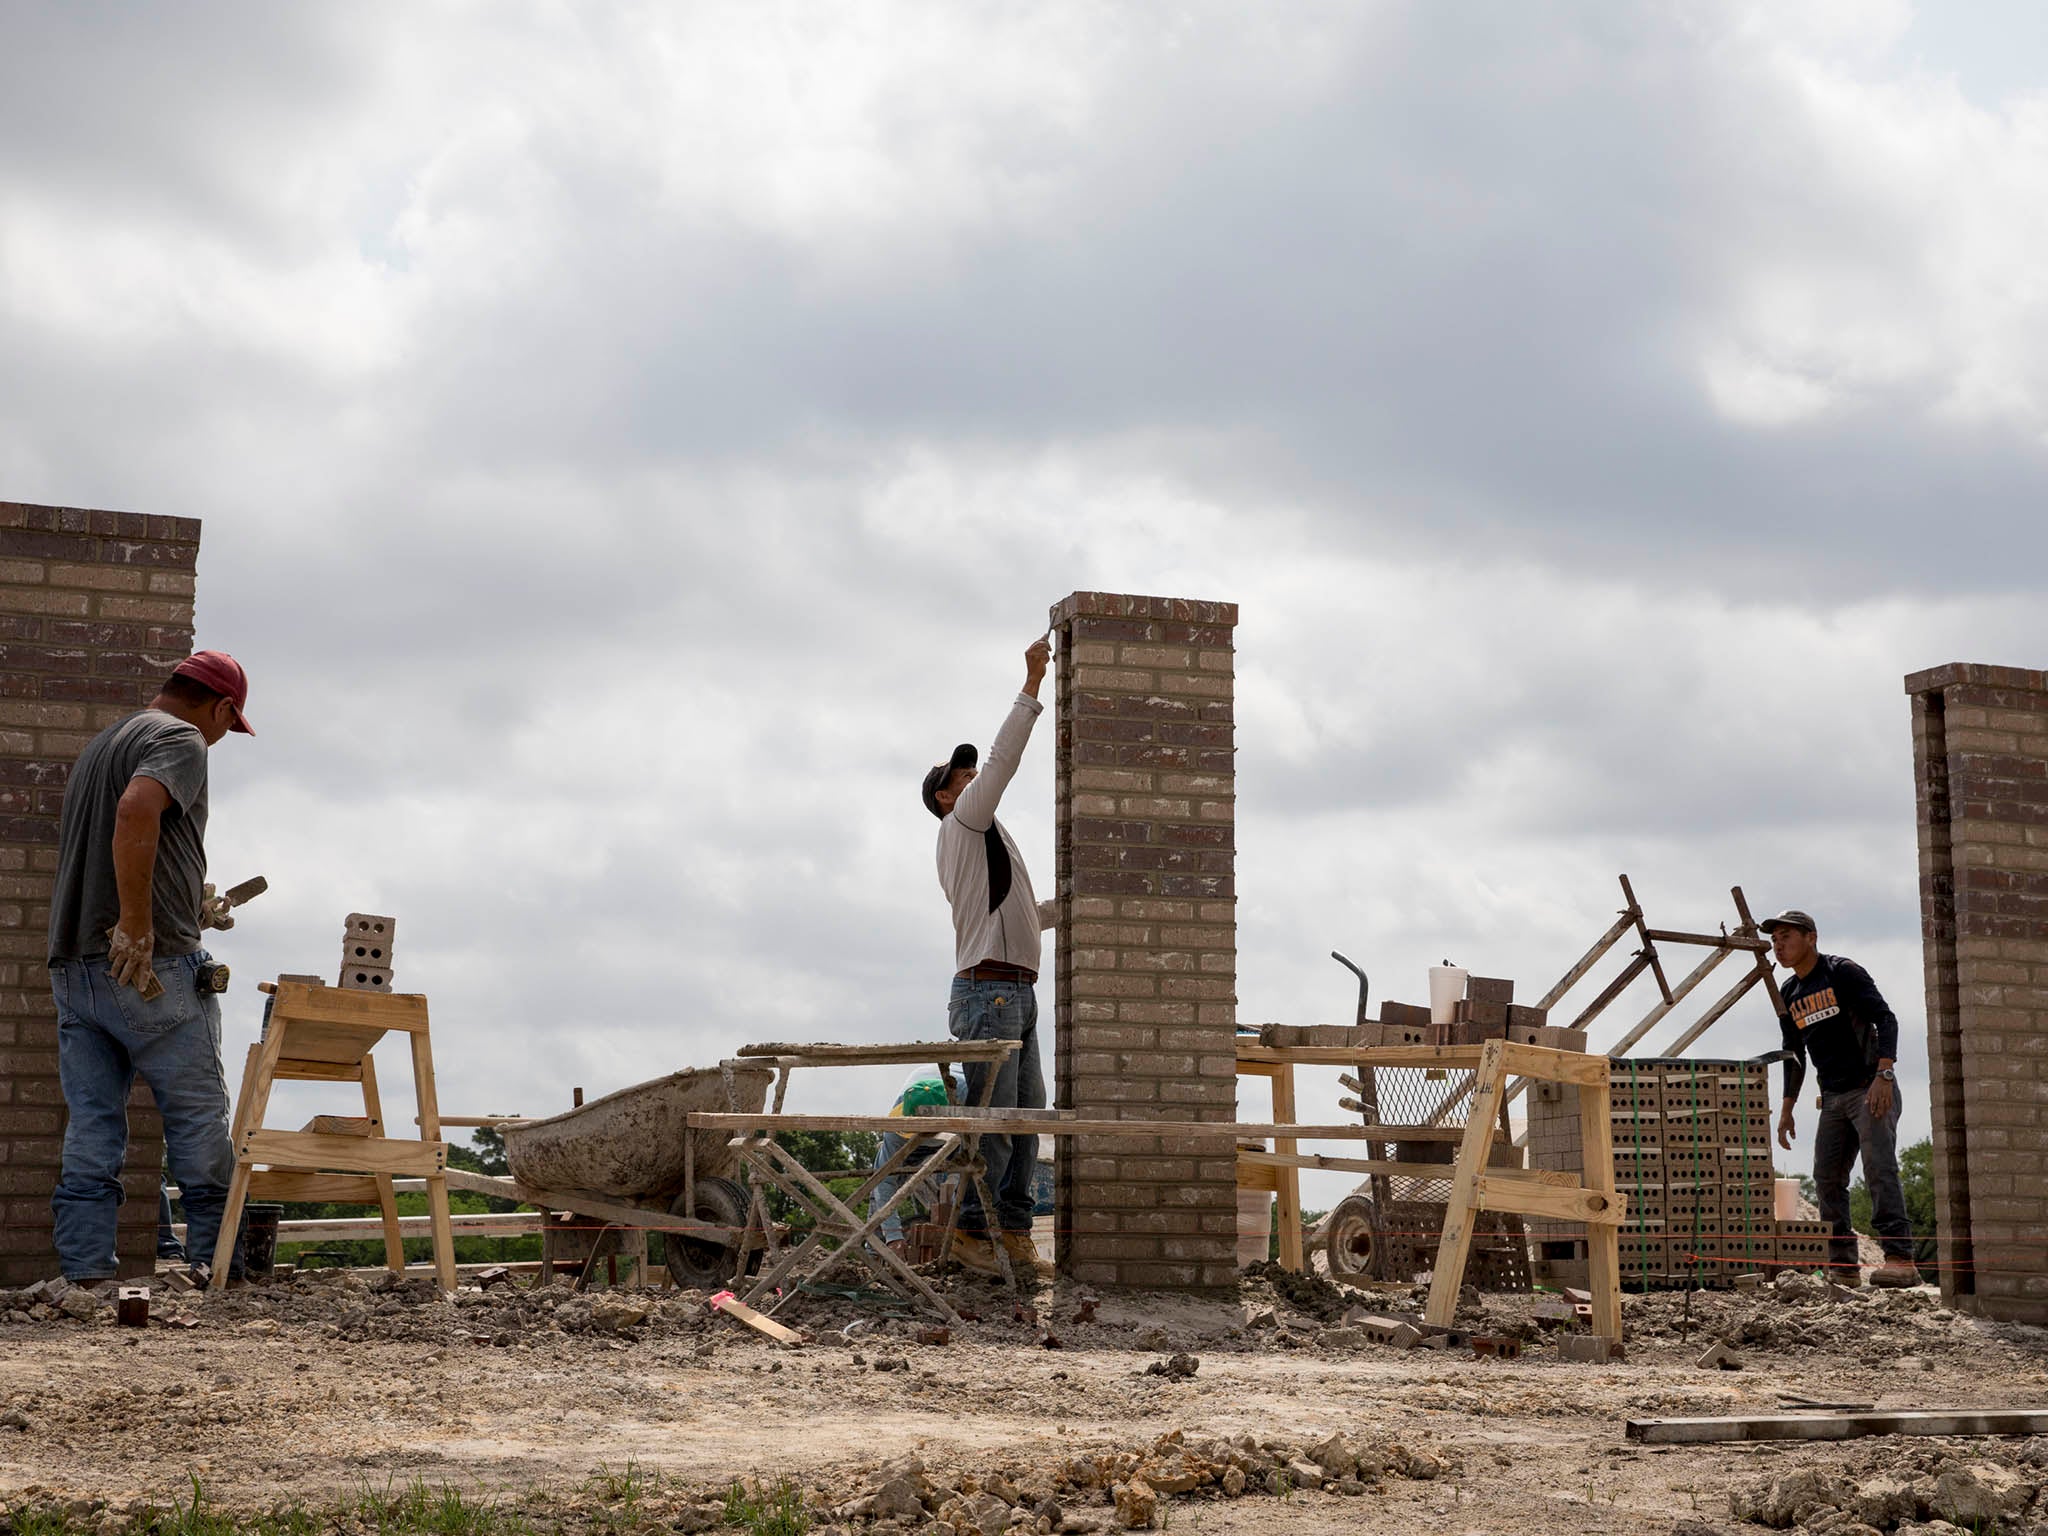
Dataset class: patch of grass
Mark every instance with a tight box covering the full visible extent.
[720,1478,809,1536]
[10,1507,81,1536]
[590,1460,657,1508]
[351,1477,531,1536]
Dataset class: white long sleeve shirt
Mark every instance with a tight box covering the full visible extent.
[936,692,1056,975]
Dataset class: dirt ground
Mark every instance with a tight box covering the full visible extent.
[4,1264,2047,1536]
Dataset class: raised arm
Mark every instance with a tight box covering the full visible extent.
[950,637,1052,832]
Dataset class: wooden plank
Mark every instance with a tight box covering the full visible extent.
[435,1115,526,1127]
[268,981,430,1034]
[1238,1149,1455,1179]
[1642,929,1766,952]
[246,1171,383,1204]
[1473,1175,1627,1225]
[301,1115,372,1136]
[439,1167,731,1239]
[1577,1059,1624,1342]
[358,1055,405,1273]
[264,1020,388,1066]
[243,1211,546,1243]
[1625,1409,2048,1445]
[273,1058,365,1083]
[708,1290,804,1346]
[690,1113,1462,1139]
[1236,1045,1485,1068]
[1273,1062,1303,1270]
[1536,910,1635,1012]
[410,1019,458,1292]
[1498,1042,1611,1087]
[239,1130,446,1176]
[731,1041,1018,1064]
[1425,1039,1508,1328]
[1235,1160,1280,1192]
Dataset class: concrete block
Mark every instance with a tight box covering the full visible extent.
[339,964,394,992]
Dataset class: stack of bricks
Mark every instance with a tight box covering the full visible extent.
[340,913,396,991]
[1530,1056,1827,1287]
[1907,662,2048,1325]
[1050,591,1238,1291]
[1448,975,1586,1050]
[0,500,201,1286]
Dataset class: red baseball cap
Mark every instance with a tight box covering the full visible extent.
[172,650,254,735]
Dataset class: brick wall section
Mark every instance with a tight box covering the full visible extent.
[1051,591,1238,1291]
[0,500,201,1285]
[1906,662,2048,1323]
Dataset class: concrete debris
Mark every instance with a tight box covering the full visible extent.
[1110,1478,1156,1529]
[587,1296,650,1333]
[1694,1339,1742,1370]
[1729,1451,2048,1534]
[56,1289,102,1321]
[0,1408,29,1431]
[1142,1353,1198,1379]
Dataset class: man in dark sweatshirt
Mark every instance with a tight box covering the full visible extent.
[1765,908,1919,1288]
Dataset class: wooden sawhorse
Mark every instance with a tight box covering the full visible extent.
[212,979,456,1291]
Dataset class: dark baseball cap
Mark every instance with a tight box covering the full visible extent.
[1759,908,1816,934]
[921,743,977,818]
[172,650,254,735]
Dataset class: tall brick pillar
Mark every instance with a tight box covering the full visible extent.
[1051,592,1238,1290]
[1907,663,2048,1323]
[1,500,201,1285]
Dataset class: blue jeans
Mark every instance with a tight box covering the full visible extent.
[948,977,1045,1234]
[1815,1082,1915,1267]
[50,953,244,1281]
[869,1131,938,1242]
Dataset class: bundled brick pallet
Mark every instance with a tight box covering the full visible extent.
[1531,1056,1831,1289]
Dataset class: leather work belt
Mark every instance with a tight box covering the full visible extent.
[957,962,1038,983]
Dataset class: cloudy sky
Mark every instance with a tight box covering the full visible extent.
[6,1,2046,1199]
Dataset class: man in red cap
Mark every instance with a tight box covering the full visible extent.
[45,651,254,1286]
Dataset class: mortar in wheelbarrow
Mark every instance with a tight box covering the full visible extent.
[501,1065,772,1201]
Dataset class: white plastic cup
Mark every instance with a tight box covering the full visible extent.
[1429,965,1469,1024]
[1774,1177,1802,1222]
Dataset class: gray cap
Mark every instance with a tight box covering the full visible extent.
[1759,908,1817,934]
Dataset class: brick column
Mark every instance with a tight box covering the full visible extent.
[1,500,201,1285]
[1906,663,2048,1323]
[1051,592,1238,1290]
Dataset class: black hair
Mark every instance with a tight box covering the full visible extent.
[160,672,225,710]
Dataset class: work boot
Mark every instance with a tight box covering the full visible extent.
[950,1232,1003,1277]
[1867,1257,1920,1289]
[1000,1230,1052,1279]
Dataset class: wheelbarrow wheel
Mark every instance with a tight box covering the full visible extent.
[1324,1193,1382,1282]
[666,1176,753,1289]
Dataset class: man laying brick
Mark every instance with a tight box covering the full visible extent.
[920,634,1057,1279]
[46,652,255,1287]
[1764,908,1919,1289]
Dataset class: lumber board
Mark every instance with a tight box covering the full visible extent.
[1425,1039,1507,1329]
[245,1171,384,1204]
[1625,1409,2048,1444]
[709,1290,804,1346]
[439,1167,732,1238]
[273,1058,365,1083]
[193,1211,546,1244]
[731,1041,1018,1064]
[239,1129,446,1176]
[1499,1042,1611,1086]
[1237,1045,1484,1068]
[1235,1160,1280,1192]
[1272,1062,1302,1269]
[1238,1149,1454,1179]
[301,1115,373,1136]
[1472,1174,1626,1225]
[268,980,431,1034]
[691,1113,1465,1139]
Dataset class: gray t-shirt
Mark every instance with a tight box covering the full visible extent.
[48,710,210,962]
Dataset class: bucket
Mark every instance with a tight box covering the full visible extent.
[1428,964,1469,1024]
[1773,1177,1802,1222]
[1236,1190,1273,1267]
[243,1203,285,1278]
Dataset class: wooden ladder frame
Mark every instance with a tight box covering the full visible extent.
[1424,1037,1625,1342]
[211,980,455,1291]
